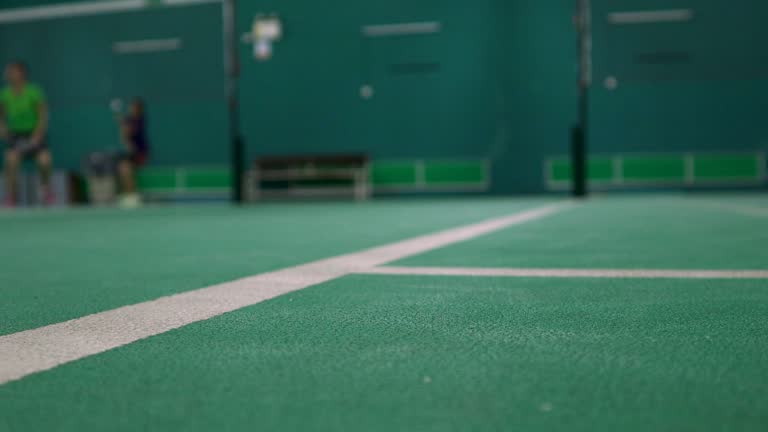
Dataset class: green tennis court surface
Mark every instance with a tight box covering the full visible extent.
[1,195,767,431]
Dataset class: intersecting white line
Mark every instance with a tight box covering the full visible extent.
[360,266,768,280]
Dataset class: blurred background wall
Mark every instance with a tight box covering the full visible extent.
[0,0,765,193]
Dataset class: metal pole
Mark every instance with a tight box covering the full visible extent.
[573,0,591,198]
[223,0,244,204]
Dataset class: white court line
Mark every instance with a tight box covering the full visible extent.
[361,266,768,280]
[0,203,568,386]
[725,207,768,218]
[693,201,768,218]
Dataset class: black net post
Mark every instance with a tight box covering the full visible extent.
[571,125,587,197]
[573,0,591,198]
[223,0,244,204]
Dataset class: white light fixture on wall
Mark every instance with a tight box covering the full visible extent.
[252,13,282,61]
[607,9,694,25]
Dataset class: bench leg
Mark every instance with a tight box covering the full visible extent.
[354,170,370,202]
[245,170,261,202]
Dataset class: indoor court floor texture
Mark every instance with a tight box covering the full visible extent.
[1,194,767,431]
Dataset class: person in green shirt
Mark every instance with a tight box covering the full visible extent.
[0,61,52,207]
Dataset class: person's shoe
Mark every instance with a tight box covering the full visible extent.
[119,193,142,209]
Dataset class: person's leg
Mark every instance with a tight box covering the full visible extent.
[35,149,55,204]
[3,149,20,205]
[118,159,136,194]
[117,158,142,208]
[35,149,53,187]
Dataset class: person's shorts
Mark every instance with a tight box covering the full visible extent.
[118,151,149,168]
[5,132,48,158]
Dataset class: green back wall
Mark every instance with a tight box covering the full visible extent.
[590,0,768,154]
[9,1,764,192]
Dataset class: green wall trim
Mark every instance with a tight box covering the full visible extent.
[372,159,490,192]
[184,169,231,189]
[549,158,613,183]
[694,155,760,180]
[546,152,766,190]
[136,170,177,190]
[370,162,417,187]
[623,156,686,181]
[138,167,228,194]
[137,159,491,196]
[423,160,487,185]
